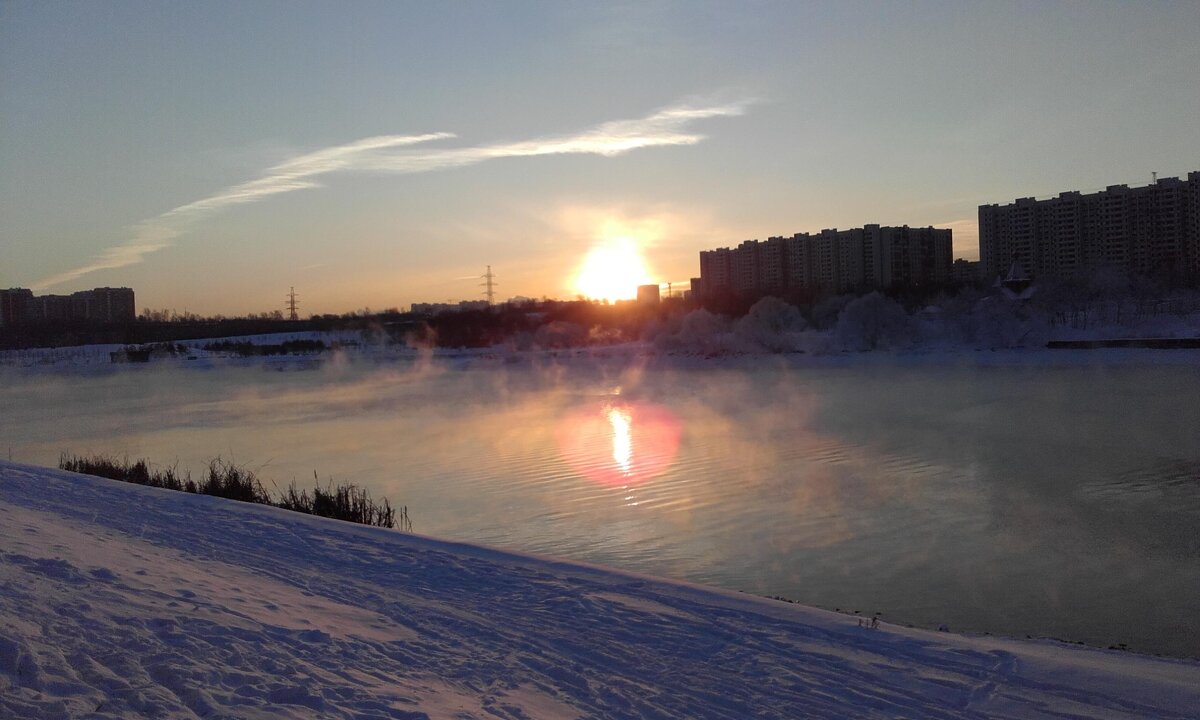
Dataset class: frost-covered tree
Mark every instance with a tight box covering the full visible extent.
[734,296,807,352]
[970,297,1049,348]
[1086,266,1134,325]
[810,294,854,330]
[534,321,585,349]
[834,292,913,351]
[655,308,732,354]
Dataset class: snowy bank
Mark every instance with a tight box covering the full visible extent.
[1,463,1198,719]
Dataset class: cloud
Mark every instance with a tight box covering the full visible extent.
[31,233,179,291]
[33,101,749,290]
[362,102,751,171]
[31,133,451,289]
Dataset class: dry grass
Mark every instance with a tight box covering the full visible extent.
[59,453,403,530]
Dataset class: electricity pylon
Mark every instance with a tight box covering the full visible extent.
[286,287,299,321]
[481,266,497,305]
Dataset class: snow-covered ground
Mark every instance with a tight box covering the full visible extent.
[5,293,1200,368]
[0,331,369,368]
[2,463,1197,719]
[7,330,1200,376]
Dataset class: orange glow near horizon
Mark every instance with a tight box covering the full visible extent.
[571,236,653,302]
[556,400,682,488]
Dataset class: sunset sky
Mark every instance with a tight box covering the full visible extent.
[2,1,1198,316]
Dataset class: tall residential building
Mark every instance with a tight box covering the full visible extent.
[950,259,981,286]
[84,287,137,322]
[0,288,34,326]
[0,287,135,326]
[978,172,1200,284]
[31,295,72,322]
[696,225,952,301]
[731,240,758,295]
[879,225,953,289]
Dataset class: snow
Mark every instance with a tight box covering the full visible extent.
[2,463,1197,719]
[4,293,1199,371]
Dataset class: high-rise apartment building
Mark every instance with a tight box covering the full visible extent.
[83,287,137,322]
[0,288,34,327]
[978,172,1200,284]
[696,225,952,301]
[0,287,135,326]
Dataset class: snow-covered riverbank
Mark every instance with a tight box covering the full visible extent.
[2,462,1197,719]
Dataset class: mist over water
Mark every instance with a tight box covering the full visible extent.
[3,354,1199,657]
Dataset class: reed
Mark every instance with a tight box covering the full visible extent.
[58,453,403,530]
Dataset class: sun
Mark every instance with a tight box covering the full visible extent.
[573,236,653,302]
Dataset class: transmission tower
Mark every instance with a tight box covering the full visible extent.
[286,287,299,321]
[481,266,497,305]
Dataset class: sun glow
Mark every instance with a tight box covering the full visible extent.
[556,401,682,488]
[572,236,652,302]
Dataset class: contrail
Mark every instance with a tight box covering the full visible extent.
[33,100,750,290]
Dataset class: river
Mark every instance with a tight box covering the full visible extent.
[2,349,1198,657]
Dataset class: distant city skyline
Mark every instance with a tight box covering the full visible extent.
[2,2,1198,315]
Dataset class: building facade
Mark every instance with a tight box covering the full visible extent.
[978,172,1200,284]
[0,288,35,327]
[696,225,952,301]
[410,299,489,315]
[950,259,980,286]
[0,287,135,326]
[636,284,661,305]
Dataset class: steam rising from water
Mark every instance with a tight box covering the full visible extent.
[2,354,1199,656]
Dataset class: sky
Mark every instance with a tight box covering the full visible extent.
[2,1,1198,316]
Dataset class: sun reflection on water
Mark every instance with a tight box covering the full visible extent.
[608,406,633,475]
[556,400,682,488]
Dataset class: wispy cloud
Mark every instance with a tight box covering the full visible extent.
[33,101,749,289]
[32,133,451,290]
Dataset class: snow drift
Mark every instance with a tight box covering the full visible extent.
[1,462,1198,719]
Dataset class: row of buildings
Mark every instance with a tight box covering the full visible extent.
[692,224,953,301]
[693,171,1200,303]
[979,172,1200,285]
[410,299,490,316]
[0,287,136,326]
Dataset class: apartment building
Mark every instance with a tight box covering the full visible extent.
[978,172,1200,284]
[696,225,952,301]
[0,288,34,326]
[0,287,136,326]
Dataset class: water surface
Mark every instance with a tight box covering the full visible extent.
[3,352,1198,657]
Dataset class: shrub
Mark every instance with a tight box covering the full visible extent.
[202,339,327,357]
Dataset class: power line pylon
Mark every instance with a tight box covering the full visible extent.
[481,266,497,305]
[286,287,299,321]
